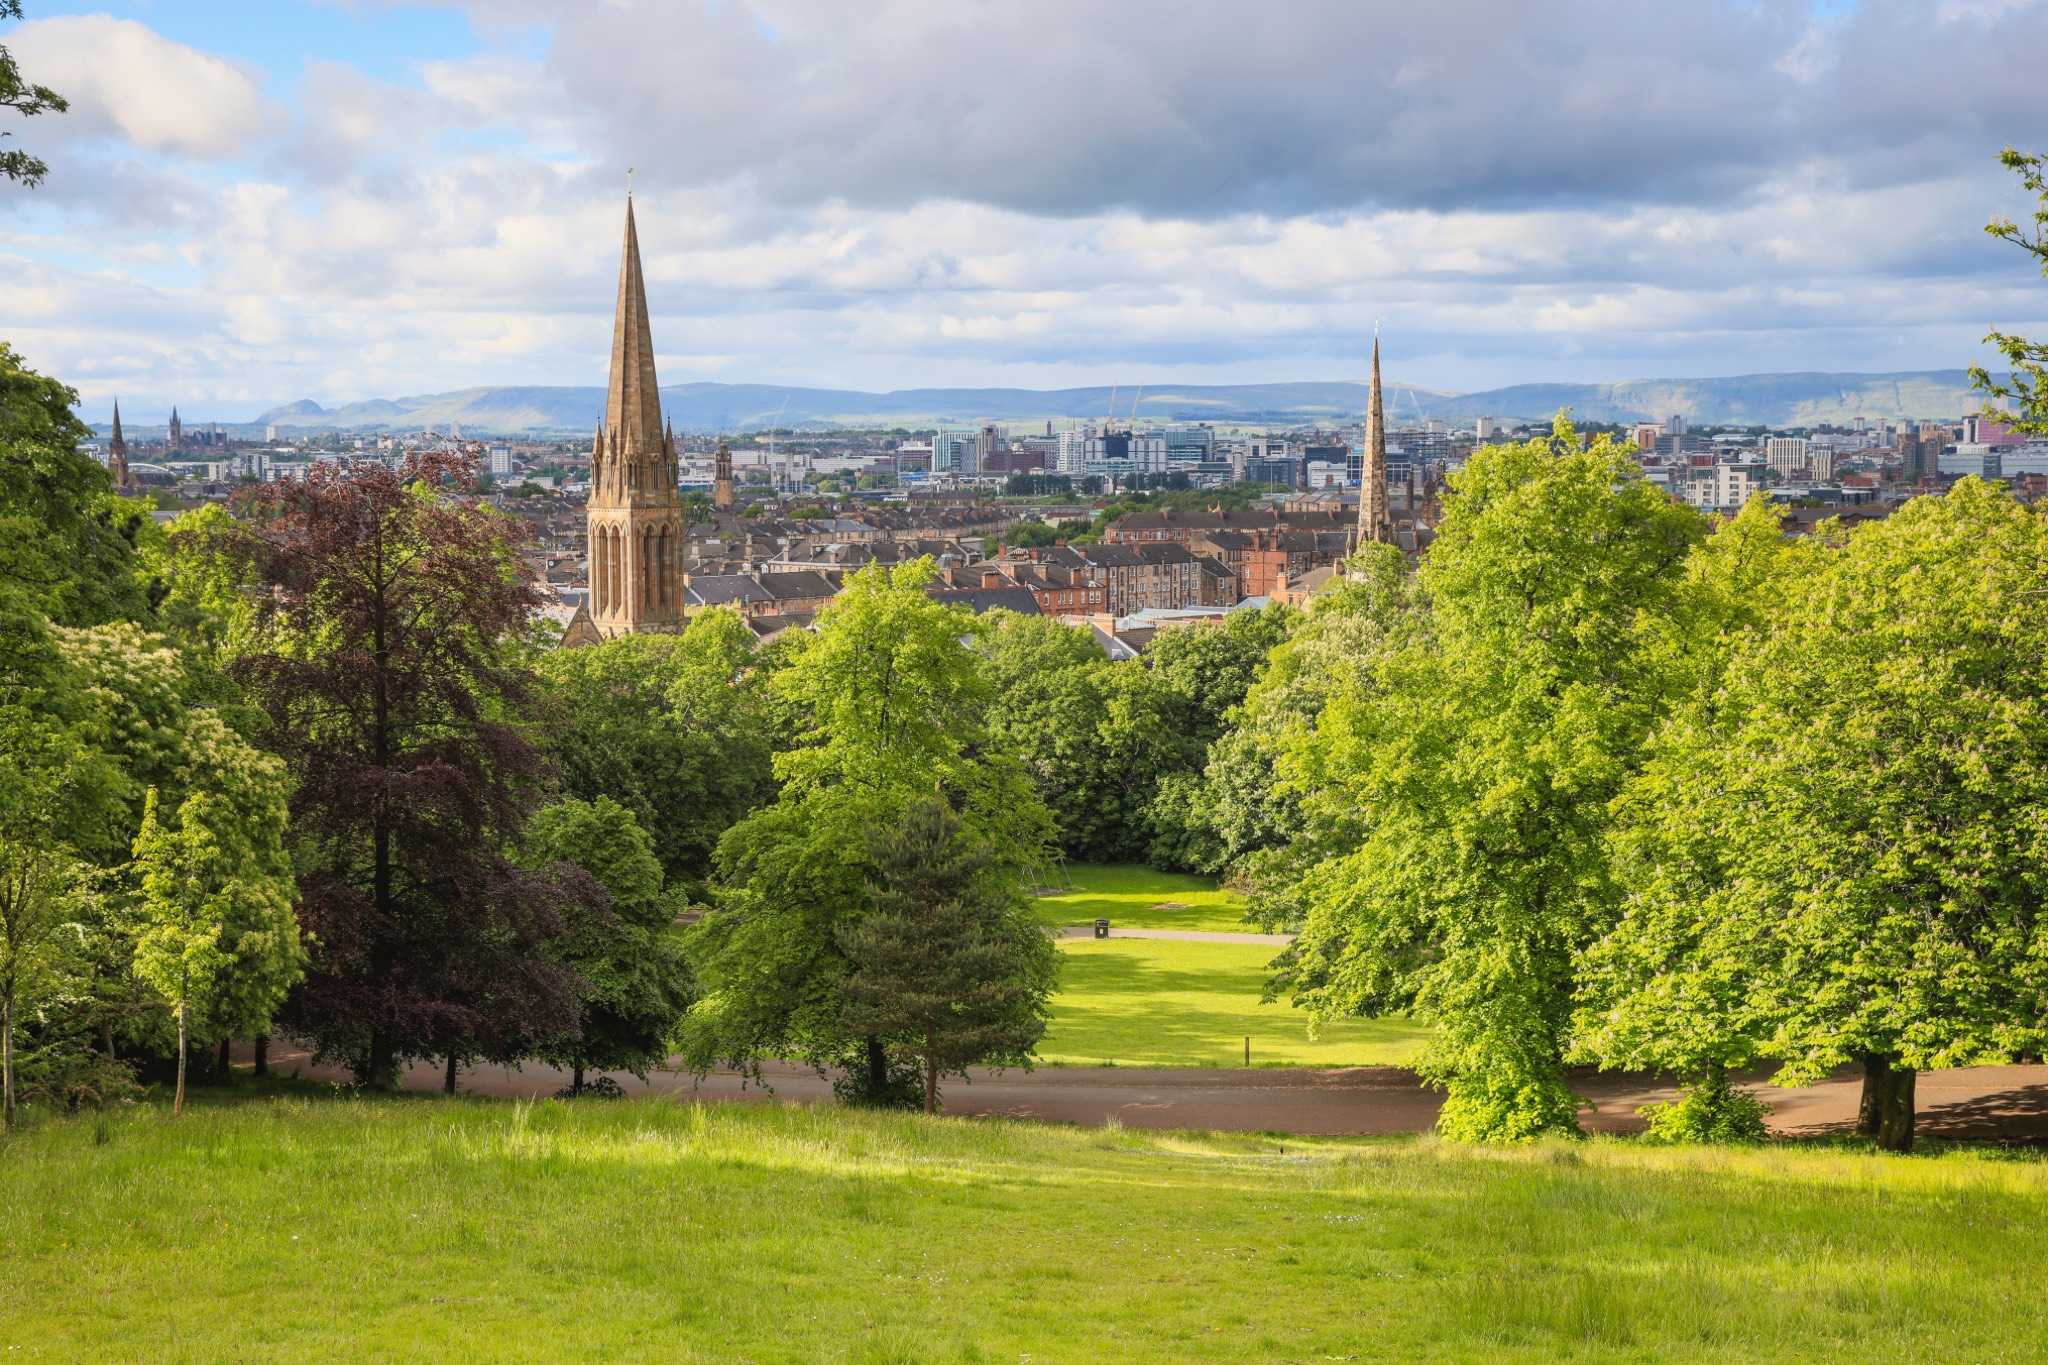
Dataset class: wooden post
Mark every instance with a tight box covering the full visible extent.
[1244,1036,1250,1067]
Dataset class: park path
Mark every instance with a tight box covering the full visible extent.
[1054,925,1294,945]
[246,1043,2048,1142]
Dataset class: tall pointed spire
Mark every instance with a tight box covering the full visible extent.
[606,193,664,452]
[108,399,131,490]
[1357,333,1392,546]
[586,190,684,640]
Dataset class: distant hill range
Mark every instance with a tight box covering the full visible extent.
[231,370,2002,436]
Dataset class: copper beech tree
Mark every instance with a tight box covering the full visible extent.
[206,452,596,1087]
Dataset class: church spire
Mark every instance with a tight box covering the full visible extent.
[585,191,684,641]
[109,399,131,490]
[605,193,663,453]
[1357,333,1392,547]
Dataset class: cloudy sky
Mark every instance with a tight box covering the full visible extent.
[3,0,2046,422]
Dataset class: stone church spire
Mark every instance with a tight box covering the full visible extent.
[607,194,664,455]
[585,191,685,639]
[1356,334,1392,547]
[108,399,132,490]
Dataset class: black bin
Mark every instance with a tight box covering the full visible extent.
[1093,918,1110,939]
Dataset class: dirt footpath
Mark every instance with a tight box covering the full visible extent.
[249,1044,2048,1142]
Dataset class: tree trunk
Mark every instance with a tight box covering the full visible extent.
[1877,1066,1916,1154]
[1857,1054,1884,1137]
[3,994,14,1134]
[217,1036,232,1080]
[363,1030,396,1091]
[923,1031,938,1116]
[444,1053,459,1096]
[1858,1054,1917,1153]
[572,1061,585,1095]
[173,996,188,1117]
[253,1035,268,1078]
[866,1035,887,1101]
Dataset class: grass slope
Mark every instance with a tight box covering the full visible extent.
[1041,938,1428,1067]
[1033,862,1256,932]
[4,1095,2045,1361]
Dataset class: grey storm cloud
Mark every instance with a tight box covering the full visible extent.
[507,0,2046,218]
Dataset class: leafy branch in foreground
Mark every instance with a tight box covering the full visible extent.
[1970,147,2048,434]
[1,1,69,188]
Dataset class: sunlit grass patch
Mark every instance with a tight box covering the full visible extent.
[1042,935,1428,1067]
[5,1095,2046,1361]
[1032,861,1253,932]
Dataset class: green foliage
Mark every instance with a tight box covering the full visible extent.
[1637,1069,1770,1145]
[536,610,778,882]
[1583,480,2048,1151]
[838,797,1057,1111]
[524,797,693,1080]
[1970,147,2048,434]
[1283,416,1707,1142]
[977,605,1298,870]
[1003,518,1060,548]
[0,344,151,627]
[680,561,1054,1087]
[128,768,300,1111]
[1,1,69,187]
[1204,553,1413,878]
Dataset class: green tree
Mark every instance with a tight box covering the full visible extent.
[1584,481,2048,1152]
[838,796,1057,1113]
[1004,519,1060,548]
[680,560,1052,1101]
[129,771,300,1115]
[1138,604,1297,870]
[0,592,142,1128]
[213,452,582,1086]
[1569,498,1811,1134]
[1,1,67,188]
[1971,148,2048,434]
[977,612,1120,855]
[524,797,693,1090]
[1282,417,1705,1142]
[536,610,779,882]
[0,344,152,628]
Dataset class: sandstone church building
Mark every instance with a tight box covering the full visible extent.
[586,194,686,637]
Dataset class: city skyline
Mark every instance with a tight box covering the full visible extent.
[4,0,2047,419]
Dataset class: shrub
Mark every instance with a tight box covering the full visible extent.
[1639,1070,1770,1144]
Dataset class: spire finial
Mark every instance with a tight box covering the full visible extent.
[627,166,634,199]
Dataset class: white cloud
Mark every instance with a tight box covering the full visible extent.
[1,3,2042,417]
[10,16,271,159]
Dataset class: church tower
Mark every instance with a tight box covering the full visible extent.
[167,405,183,452]
[586,193,684,637]
[108,399,132,491]
[712,439,735,513]
[1355,336,1392,548]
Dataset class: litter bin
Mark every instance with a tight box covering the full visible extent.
[1093,918,1110,939]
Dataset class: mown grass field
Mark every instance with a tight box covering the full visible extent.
[1032,862,1254,932]
[4,1094,2045,1361]
[1039,937,1429,1067]
[1035,863,1428,1067]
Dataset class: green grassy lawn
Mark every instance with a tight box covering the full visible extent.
[1032,861,1255,932]
[4,1094,2045,1361]
[1041,937,1429,1067]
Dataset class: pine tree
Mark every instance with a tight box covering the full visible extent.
[837,797,1057,1114]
